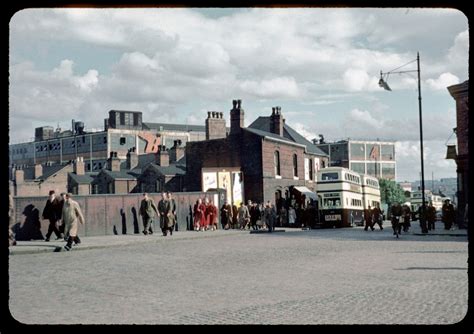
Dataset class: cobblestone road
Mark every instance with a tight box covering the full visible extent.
[8,227,468,324]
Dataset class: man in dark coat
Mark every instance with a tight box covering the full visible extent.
[364,205,374,231]
[372,204,383,230]
[158,193,172,236]
[426,202,437,231]
[42,190,62,241]
[390,202,403,237]
[442,199,456,230]
[139,193,159,235]
[220,200,232,230]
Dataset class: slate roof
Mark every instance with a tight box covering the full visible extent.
[148,163,186,176]
[101,169,140,180]
[68,173,97,184]
[247,117,328,156]
[23,164,70,181]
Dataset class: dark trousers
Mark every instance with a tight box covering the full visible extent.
[427,220,435,230]
[143,216,153,233]
[65,235,81,248]
[364,220,374,231]
[373,218,383,230]
[45,219,62,239]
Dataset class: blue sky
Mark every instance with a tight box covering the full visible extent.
[9,8,468,182]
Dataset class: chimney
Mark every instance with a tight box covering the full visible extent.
[74,157,85,175]
[107,152,121,172]
[157,145,169,167]
[170,140,185,163]
[34,164,43,179]
[127,147,139,170]
[205,110,227,140]
[270,106,284,136]
[229,99,244,136]
[15,168,24,183]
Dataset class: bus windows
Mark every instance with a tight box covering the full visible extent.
[322,172,338,181]
[324,198,340,208]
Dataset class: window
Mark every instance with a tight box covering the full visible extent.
[120,112,125,125]
[293,154,298,177]
[103,136,107,144]
[274,151,281,176]
[82,136,86,143]
[120,137,126,145]
[381,144,395,161]
[133,113,139,126]
[321,172,339,181]
[309,158,313,181]
[350,143,365,160]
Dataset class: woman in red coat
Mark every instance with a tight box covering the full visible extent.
[199,199,208,231]
[193,198,204,231]
[207,200,218,231]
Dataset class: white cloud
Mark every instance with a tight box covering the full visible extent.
[239,77,300,99]
[426,72,460,90]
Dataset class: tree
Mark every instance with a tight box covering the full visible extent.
[379,179,406,206]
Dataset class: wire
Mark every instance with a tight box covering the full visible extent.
[386,58,417,74]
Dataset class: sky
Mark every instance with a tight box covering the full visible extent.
[9,8,469,182]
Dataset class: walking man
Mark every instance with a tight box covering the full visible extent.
[442,199,456,230]
[158,192,172,236]
[426,202,437,231]
[390,201,403,238]
[220,200,232,230]
[62,193,85,251]
[42,190,62,241]
[364,205,374,231]
[372,204,383,230]
[139,193,159,235]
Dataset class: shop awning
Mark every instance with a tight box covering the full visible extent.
[293,186,318,200]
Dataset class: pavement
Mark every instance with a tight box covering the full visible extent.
[9,220,467,256]
[8,220,468,325]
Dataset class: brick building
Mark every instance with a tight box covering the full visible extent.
[447,80,469,228]
[186,100,329,206]
[11,163,73,197]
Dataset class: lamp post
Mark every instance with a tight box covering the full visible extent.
[379,52,428,233]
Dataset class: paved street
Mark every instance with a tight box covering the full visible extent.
[9,224,468,325]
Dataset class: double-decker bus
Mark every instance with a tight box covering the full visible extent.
[316,167,364,227]
[360,174,381,210]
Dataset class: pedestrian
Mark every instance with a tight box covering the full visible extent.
[207,200,218,231]
[220,200,232,230]
[231,202,239,229]
[62,193,85,251]
[426,202,437,231]
[264,201,276,232]
[390,201,403,238]
[401,203,411,232]
[364,205,374,231]
[9,189,17,246]
[42,190,63,241]
[417,202,429,233]
[238,202,250,230]
[372,204,383,230]
[158,192,172,236]
[442,199,456,230]
[249,202,261,231]
[167,192,177,234]
[139,193,159,235]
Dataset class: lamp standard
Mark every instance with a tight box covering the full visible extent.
[379,52,428,233]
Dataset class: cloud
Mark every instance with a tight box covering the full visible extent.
[239,77,300,99]
[426,72,460,90]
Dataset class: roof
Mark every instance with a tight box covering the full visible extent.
[247,117,328,156]
[68,173,96,184]
[23,164,70,181]
[148,163,186,176]
[102,169,139,180]
[143,122,206,132]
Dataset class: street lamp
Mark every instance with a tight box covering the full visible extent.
[379,52,428,233]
